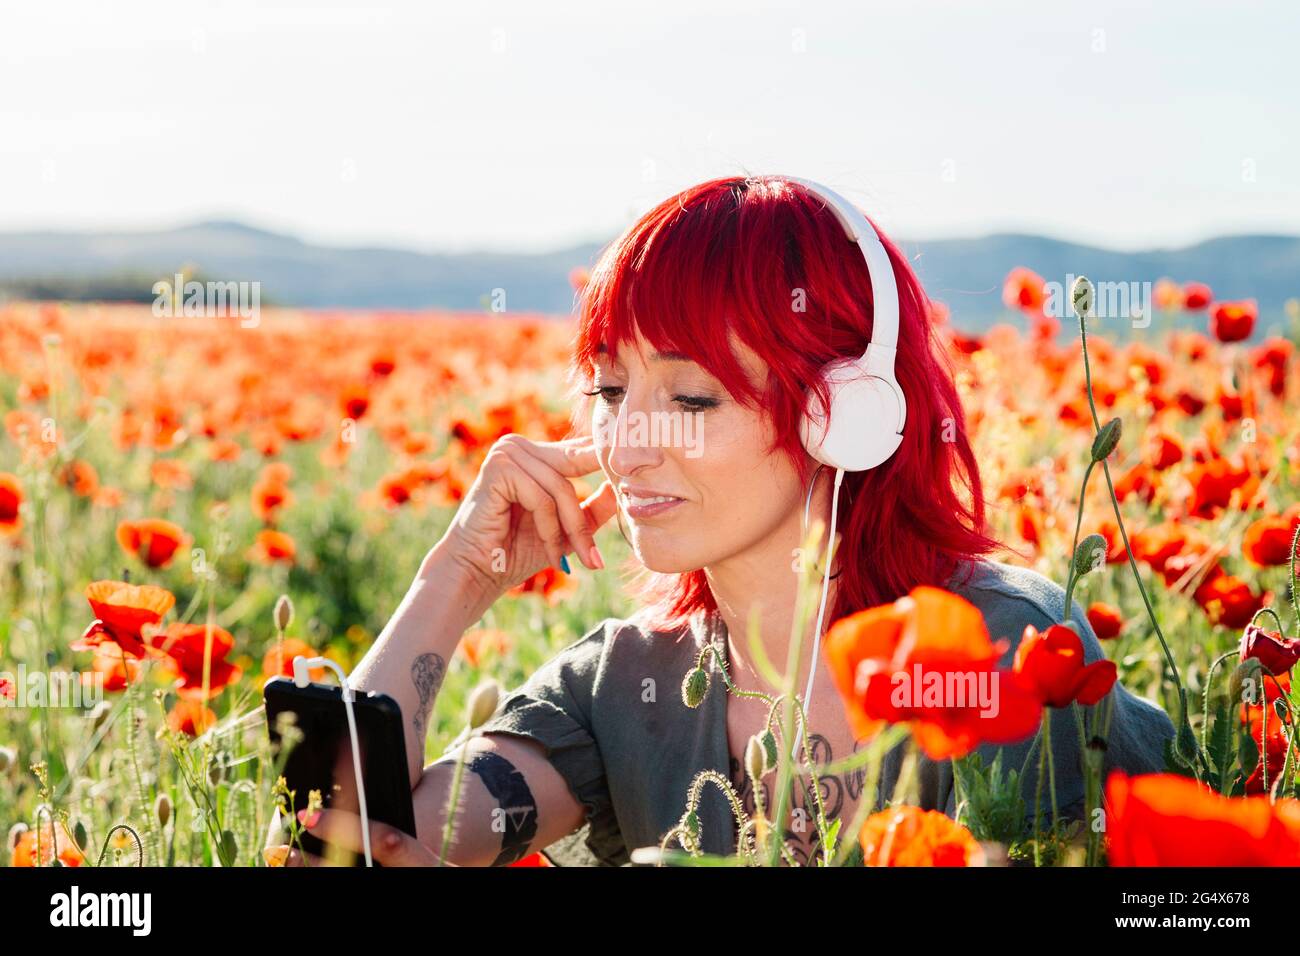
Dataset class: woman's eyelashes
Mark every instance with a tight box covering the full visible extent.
[583,385,720,411]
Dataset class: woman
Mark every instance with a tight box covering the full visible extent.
[277,175,1174,867]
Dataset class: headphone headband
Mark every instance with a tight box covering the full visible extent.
[782,177,901,368]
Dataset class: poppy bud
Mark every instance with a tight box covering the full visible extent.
[1072,534,1108,578]
[1229,656,1264,706]
[1071,275,1094,319]
[759,729,779,771]
[0,746,14,772]
[274,595,294,633]
[745,735,768,782]
[467,679,500,730]
[154,793,173,828]
[682,666,710,709]
[1091,418,1122,461]
[678,810,701,852]
[8,822,27,851]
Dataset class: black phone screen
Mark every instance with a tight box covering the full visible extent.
[263,677,418,866]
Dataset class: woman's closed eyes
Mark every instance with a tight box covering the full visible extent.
[582,384,722,412]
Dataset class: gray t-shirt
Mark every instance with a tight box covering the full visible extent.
[459,557,1175,865]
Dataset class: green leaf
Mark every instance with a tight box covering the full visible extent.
[217,829,238,868]
[1206,709,1235,794]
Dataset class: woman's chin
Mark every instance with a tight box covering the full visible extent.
[630,543,704,575]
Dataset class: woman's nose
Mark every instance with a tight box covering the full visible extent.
[604,395,665,477]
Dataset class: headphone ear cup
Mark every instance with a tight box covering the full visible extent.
[800,361,905,472]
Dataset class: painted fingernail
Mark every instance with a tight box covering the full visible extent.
[589,545,605,570]
[559,554,571,574]
[297,809,321,829]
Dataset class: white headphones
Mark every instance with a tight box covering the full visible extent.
[781,177,909,759]
[788,176,908,471]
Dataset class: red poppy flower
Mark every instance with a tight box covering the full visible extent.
[1209,300,1256,343]
[1013,623,1117,708]
[147,621,243,700]
[0,472,23,536]
[508,566,577,606]
[248,529,296,565]
[1105,771,1300,865]
[1086,602,1124,640]
[1181,282,1213,311]
[1002,267,1047,315]
[9,821,87,868]
[1240,671,1292,794]
[823,586,1043,760]
[58,459,100,498]
[84,640,143,692]
[74,580,176,659]
[261,637,325,683]
[1243,510,1300,567]
[150,458,193,490]
[251,472,294,524]
[1194,573,1266,629]
[1239,623,1300,677]
[339,383,370,420]
[116,518,190,569]
[859,806,984,867]
[1143,431,1184,471]
[167,698,218,736]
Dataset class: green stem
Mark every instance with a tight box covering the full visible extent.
[1063,459,1097,617]
[438,729,472,865]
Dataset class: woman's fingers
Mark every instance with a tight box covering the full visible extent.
[580,480,618,533]
[281,845,328,867]
[501,466,569,571]
[509,441,604,569]
[522,436,601,478]
[301,807,441,866]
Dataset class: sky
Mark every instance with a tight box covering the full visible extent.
[1,0,1297,254]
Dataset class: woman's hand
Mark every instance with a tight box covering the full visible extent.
[269,808,449,867]
[431,434,618,596]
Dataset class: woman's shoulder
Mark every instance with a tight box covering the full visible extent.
[533,612,713,695]
[944,556,1091,648]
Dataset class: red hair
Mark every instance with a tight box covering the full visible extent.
[569,175,1004,630]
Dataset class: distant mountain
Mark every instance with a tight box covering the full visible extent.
[0,221,1296,335]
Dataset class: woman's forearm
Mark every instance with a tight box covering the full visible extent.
[349,539,501,788]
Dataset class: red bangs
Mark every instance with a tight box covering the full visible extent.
[571,175,1004,631]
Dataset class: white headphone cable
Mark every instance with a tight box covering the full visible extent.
[791,465,844,761]
[292,656,373,867]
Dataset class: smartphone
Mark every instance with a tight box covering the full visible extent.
[263,677,418,866]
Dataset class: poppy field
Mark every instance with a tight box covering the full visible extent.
[2,271,1299,867]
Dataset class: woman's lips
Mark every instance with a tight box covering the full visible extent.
[620,490,686,520]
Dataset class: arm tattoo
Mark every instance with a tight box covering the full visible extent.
[466,751,539,866]
[410,653,446,745]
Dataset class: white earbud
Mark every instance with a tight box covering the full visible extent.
[291,655,373,867]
